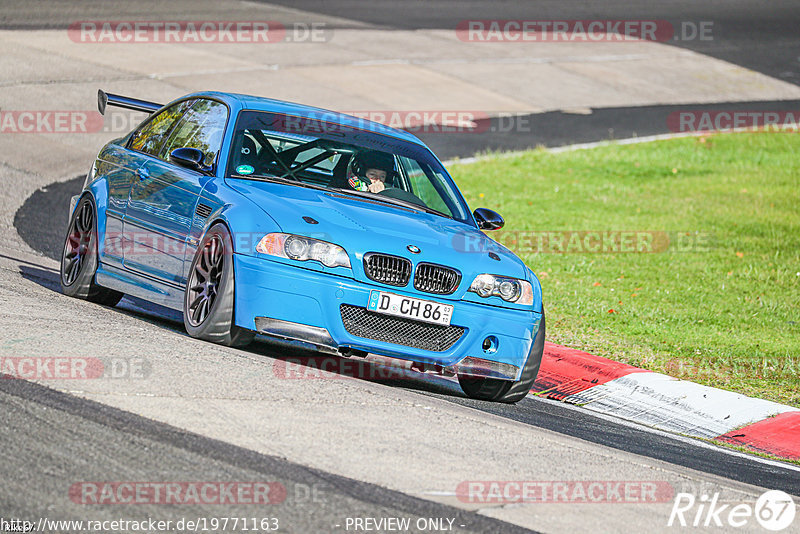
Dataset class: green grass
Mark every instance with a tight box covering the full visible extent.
[449,133,800,407]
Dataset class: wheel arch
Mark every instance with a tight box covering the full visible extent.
[60,191,123,306]
[83,178,113,259]
[182,217,255,347]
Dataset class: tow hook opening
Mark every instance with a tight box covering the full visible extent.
[411,362,455,376]
[339,347,368,358]
[482,336,499,354]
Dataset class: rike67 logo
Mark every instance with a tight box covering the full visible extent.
[668,490,796,531]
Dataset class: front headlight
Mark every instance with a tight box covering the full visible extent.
[256,233,351,269]
[468,274,533,305]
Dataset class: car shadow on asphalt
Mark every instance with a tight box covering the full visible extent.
[17,263,467,399]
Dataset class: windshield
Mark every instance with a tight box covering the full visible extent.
[226,110,472,223]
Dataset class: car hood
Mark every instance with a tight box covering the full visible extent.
[227,179,529,282]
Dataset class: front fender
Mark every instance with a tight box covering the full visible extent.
[186,199,283,266]
[86,178,111,259]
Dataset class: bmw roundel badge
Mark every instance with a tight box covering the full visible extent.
[407,245,421,254]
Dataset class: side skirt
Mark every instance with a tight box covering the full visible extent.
[95,262,184,311]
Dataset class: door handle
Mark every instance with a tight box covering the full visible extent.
[135,167,150,180]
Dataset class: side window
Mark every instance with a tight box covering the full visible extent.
[129,100,194,156]
[230,130,340,181]
[399,156,450,214]
[160,99,228,167]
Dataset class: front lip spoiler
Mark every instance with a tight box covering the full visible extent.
[254,316,520,381]
[445,356,520,381]
[254,317,339,355]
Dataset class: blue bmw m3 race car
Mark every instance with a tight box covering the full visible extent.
[60,90,545,403]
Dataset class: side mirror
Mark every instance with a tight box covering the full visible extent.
[170,147,211,173]
[473,208,504,231]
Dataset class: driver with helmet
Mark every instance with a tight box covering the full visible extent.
[347,150,395,194]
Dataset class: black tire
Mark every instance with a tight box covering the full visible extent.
[183,223,254,348]
[458,312,545,403]
[60,196,123,306]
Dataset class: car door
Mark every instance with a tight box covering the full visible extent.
[120,99,194,279]
[99,101,188,268]
[95,144,145,269]
[123,98,228,285]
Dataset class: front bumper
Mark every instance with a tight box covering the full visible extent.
[234,254,542,381]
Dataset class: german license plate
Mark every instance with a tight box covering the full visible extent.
[366,290,453,326]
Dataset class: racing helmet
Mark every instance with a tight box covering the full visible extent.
[347,150,396,191]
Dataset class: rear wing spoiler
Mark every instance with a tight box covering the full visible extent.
[97,89,162,115]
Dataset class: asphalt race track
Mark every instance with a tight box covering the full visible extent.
[2,2,800,533]
[8,174,800,531]
[1,378,533,534]
[13,177,800,500]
